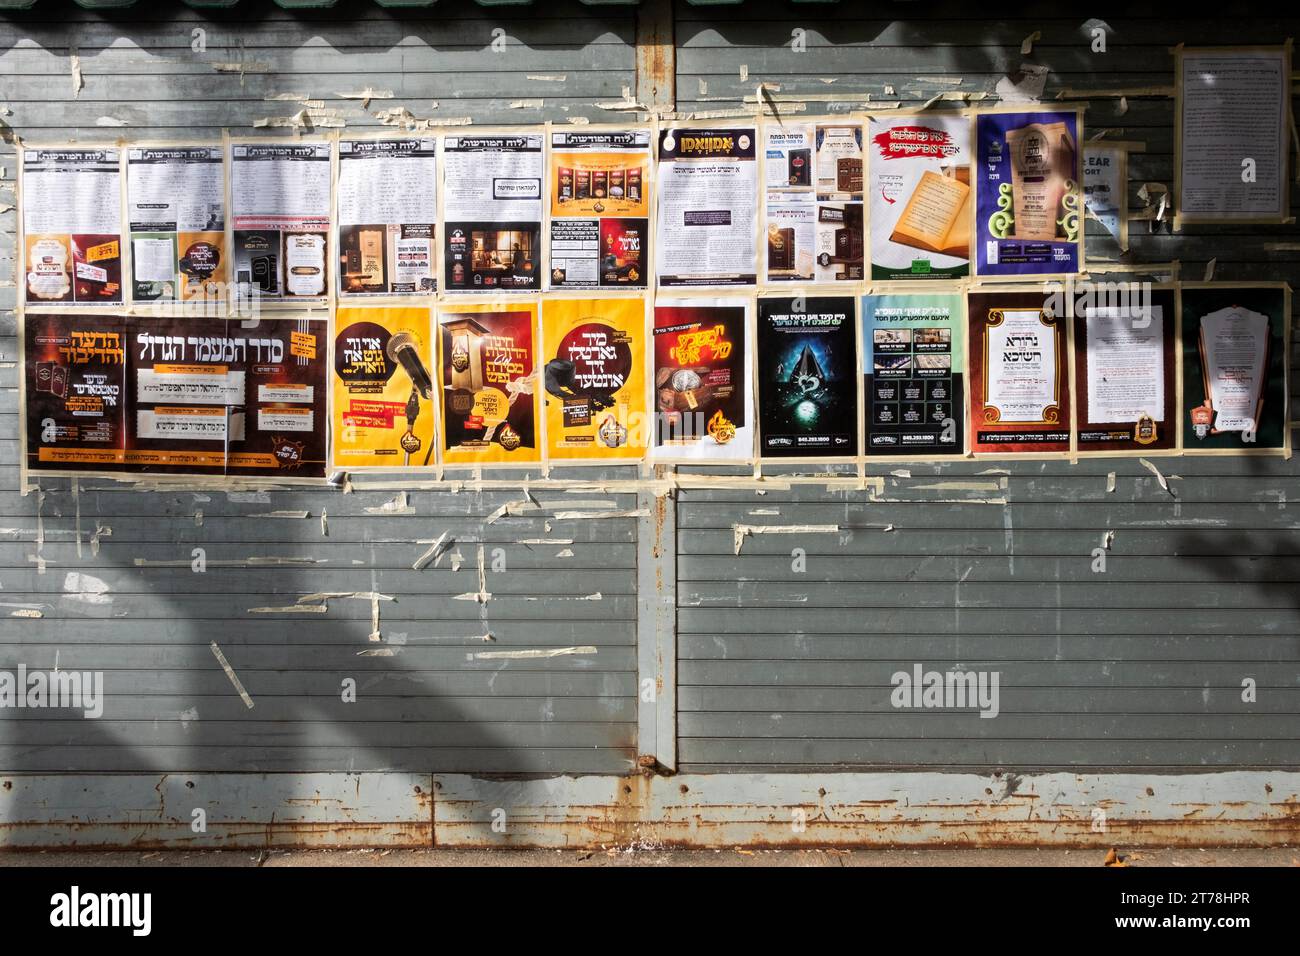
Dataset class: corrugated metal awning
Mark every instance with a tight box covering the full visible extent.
[0,0,847,10]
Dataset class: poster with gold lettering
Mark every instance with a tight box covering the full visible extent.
[333,307,437,470]
[540,297,648,461]
[438,301,540,464]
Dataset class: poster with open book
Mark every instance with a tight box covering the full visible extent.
[1181,284,1289,453]
[868,115,972,280]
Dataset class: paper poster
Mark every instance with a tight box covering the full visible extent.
[756,296,859,458]
[651,299,753,461]
[337,138,437,297]
[1074,287,1176,452]
[25,313,127,472]
[332,307,437,469]
[442,134,543,293]
[540,297,648,461]
[26,313,327,476]
[975,110,1082,276]
[657,128,758,287]
[125,146,226,304]
[868,115,971,280]
[764,123,864,283]
[967,291,1070,453]
[1082,144,1128,256]
[548,130,651,290]
[229,142,332,302]
[22,148,123,305]
[1182,285,1288,451]
[438,302,540,464]
[861,292,965,456]
[1177,48,1289,223]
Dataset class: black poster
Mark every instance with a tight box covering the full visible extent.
[757,295,859,457]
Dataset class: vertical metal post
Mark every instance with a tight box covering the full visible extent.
[636,466,677,772]
[635,0,676,113]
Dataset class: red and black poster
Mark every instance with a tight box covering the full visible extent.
[967,290,1070,454]
[756,295,859,458]
[25,313,328,477]
[651,298,753,461]
[24,312,128,472]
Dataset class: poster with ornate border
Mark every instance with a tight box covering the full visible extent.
[967,289,1071,455]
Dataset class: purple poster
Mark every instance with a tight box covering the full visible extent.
[974,110,1082,276]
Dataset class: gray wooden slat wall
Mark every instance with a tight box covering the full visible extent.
[0,1,640,775]
[0,1,1298,782]
[674,2,1300,772]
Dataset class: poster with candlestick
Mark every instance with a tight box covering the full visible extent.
[332,307,437,470]
[438,302,540,464]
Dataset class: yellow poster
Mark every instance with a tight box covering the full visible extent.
[438,301,541,465]
[332,306,436,469]
[540,297,648,461]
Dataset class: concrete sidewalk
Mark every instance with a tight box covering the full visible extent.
[1,847,1295,867]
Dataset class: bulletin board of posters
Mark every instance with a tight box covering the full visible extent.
[967,289,1071,455]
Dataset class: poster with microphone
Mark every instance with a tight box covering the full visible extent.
[438,302,540,464]
[332,307,437,470]
[540,297,648,461]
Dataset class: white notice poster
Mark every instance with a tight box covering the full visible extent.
[985,309,1058,423]
[1086,306,1165,424]
[657,127,758,287]
[1178,48,1289,222]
